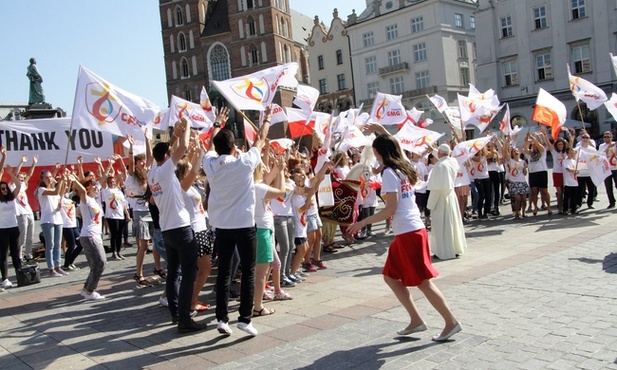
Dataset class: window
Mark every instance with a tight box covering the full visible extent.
[184,88,192,101]
[367,82,379,99]
[248,16,256,36]
[181,58,190,78]
[572,0,586,19]
[365,56,377,74]
[390,76,404,94]
[459,68,470,87]
[533,6,548,29]
[250,45,259,65]
[500,16,513,38]
[411,16,424,33]
[572,44,591,73]
[503,61,518,86]
[386,24,398,40]
[337,74,346,90]
[457,40,467,59]
[388,49,401,66]
[319,79,327,94]
[178,33,187,52]
[318,55,324,70]
[416,71,430,89]
[536,53,552,80]
[470,16,475,30]
[209,44,231,81]
[454,13,463,28]
[413,43,426,62]
[175,6,184,26]
[363,32,374,47]
[336,49,343,65]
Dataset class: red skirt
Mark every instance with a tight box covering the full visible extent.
[383,228,439,286]
[552,172,564,188]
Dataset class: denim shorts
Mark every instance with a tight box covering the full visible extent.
[306,213,322,233]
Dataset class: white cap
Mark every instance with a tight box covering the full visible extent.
[438,143,451,155]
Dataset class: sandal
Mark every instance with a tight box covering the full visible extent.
[252,306,275,316]
[332,242,344,249]
[273,290,293,300]
[322,243,338,253]
[133,274,148,286]
[192,301,210,311]
[153,268,167,280]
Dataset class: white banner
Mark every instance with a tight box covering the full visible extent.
[317,175,334,207]
[0,118,115,166]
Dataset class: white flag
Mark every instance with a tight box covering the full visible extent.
[293,84,320,115]
[211,63,298,111]
[499,104,522,136]
[167,95,212,130]
[427,94,448,113]
[369,92,406,125]
[394,121,444,154]
[199,86,217,123]
[452,136,494,165]
[605,93,617,121]
[72,66,160,138]
[567,64,608,110]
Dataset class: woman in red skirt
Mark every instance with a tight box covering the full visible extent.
[349,125,461,342]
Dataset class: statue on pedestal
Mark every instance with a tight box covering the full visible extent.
[27,58,46,105]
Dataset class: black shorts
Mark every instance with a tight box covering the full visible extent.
[294,237,307,246]
[529,171,548,188]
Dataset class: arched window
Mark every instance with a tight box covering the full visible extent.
[208,43,231,81]
[178,33,187,52]
[181,57,190,78]
[184,86,192,101]
[175,6,184,26]
[250,45,259,65]
[247,16,256,36]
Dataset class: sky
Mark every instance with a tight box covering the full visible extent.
[0,1,366,115]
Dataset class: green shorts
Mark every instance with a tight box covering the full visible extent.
[256,228,274,264]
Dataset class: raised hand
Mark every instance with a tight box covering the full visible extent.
[21,155,28,163]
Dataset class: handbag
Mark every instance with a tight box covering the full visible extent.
[16,262,41,286]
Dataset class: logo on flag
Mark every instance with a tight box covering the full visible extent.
[232,78,271,105]
[86,82,122,125]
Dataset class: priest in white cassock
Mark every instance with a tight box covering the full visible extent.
[426,144,466,260]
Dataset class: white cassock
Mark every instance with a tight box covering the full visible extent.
[426,155,466,260]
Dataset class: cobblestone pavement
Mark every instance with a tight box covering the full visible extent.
[1,195,617,369]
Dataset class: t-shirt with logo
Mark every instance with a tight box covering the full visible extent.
[80,196,102,238]
[102,187,127,220]
[472,157,489,180]
[599,143,617,171]
[124,175,149,212]
[563,158,578,187]
[10,182,33,216]
[148,159,190,232]
[255,182,274,230]
[291,193,307,238]
[182,185,207,233]
[60,197,78,228]
[550,150,567,174]
[37,187,63,225]
[271,178,294,217]
[381,167,424,235]
[507,159,527,183]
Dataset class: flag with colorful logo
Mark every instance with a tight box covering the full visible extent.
[394,121,444,155]
[199,86,217,123]
[457,94,499,133]
[532,88,567,141]
[567,64,608,110]
[167,95,212,130]
[452,136,494,165]
[499,103,523,136]
[72,66,161,138]
[369,92,406,125]
[427,94,448,113]
[577,150,611,187]
[211,62,299,111]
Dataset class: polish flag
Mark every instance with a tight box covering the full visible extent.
[285,107,314,138]
[532,88,567,141]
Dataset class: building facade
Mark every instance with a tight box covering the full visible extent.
[475,0,617,137]
[347,0,478,136]
[306,9,355,114]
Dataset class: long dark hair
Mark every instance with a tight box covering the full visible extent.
[0,181,15,203]
[372,134,417,184]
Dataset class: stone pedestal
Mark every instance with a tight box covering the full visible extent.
[21,104,65,120]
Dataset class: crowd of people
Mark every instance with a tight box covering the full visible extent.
[3,108,616,342]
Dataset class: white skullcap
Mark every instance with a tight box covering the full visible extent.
[438,143,451,155]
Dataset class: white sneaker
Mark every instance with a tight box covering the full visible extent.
[217,320,232,335]
[49,270,63,278]
[2,279,12,289]
[237,321,258,336]
[83,291,106,300]
[158,296,168,307]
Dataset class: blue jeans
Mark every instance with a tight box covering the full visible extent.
[41,223,62,269]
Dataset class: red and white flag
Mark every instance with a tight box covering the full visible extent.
[369,92,406,125]
[532,88,567,141]
[310,111,332,141]
[167,95,212,130]
[211,63,298,111]
[199,86,217,123]
[499,104,522,136]
[270,138,294,154]
[405,107,424,126]
[268,104,288,126]
[244,118,257,146]
[567,64,608,110]
[605,93,617,121]
[293,84,319,115]
[72,66,160,138]
[285,107,314,138]
[452,136,494,165]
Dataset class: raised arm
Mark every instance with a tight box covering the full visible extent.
[207,107,230,152]
[172,117,191,165]
[180,137,206,191]
[252,105,273,150]
[5,166,22,198]
[144,129,153,169]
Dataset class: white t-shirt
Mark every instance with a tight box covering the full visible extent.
[148,159,191,232]
[203,147,260,229]
[563,158,578,187]
[411,161,428,193]
[254,183,274,230]
[11,182,33,215]
[528,150,548,173]
[183,185,208,233]
[124,175,149,212]
[550,149,567,174]
[0,201,18,228]
[291,193,307,238]
[575,146,597,177]
[80,196,103,238]
[381,167,425,235]
[270,179,294,217]
[472,157,489,180]
[37,187,63,225]
[454,162,471,187]
[599,142,617,171]
[332,166,350,180]
[507,159,527,183]
[60,197,78,228]
[101,187,127,220]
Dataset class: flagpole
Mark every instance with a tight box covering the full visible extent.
[236,110,260,131]
[64,65,83,166]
